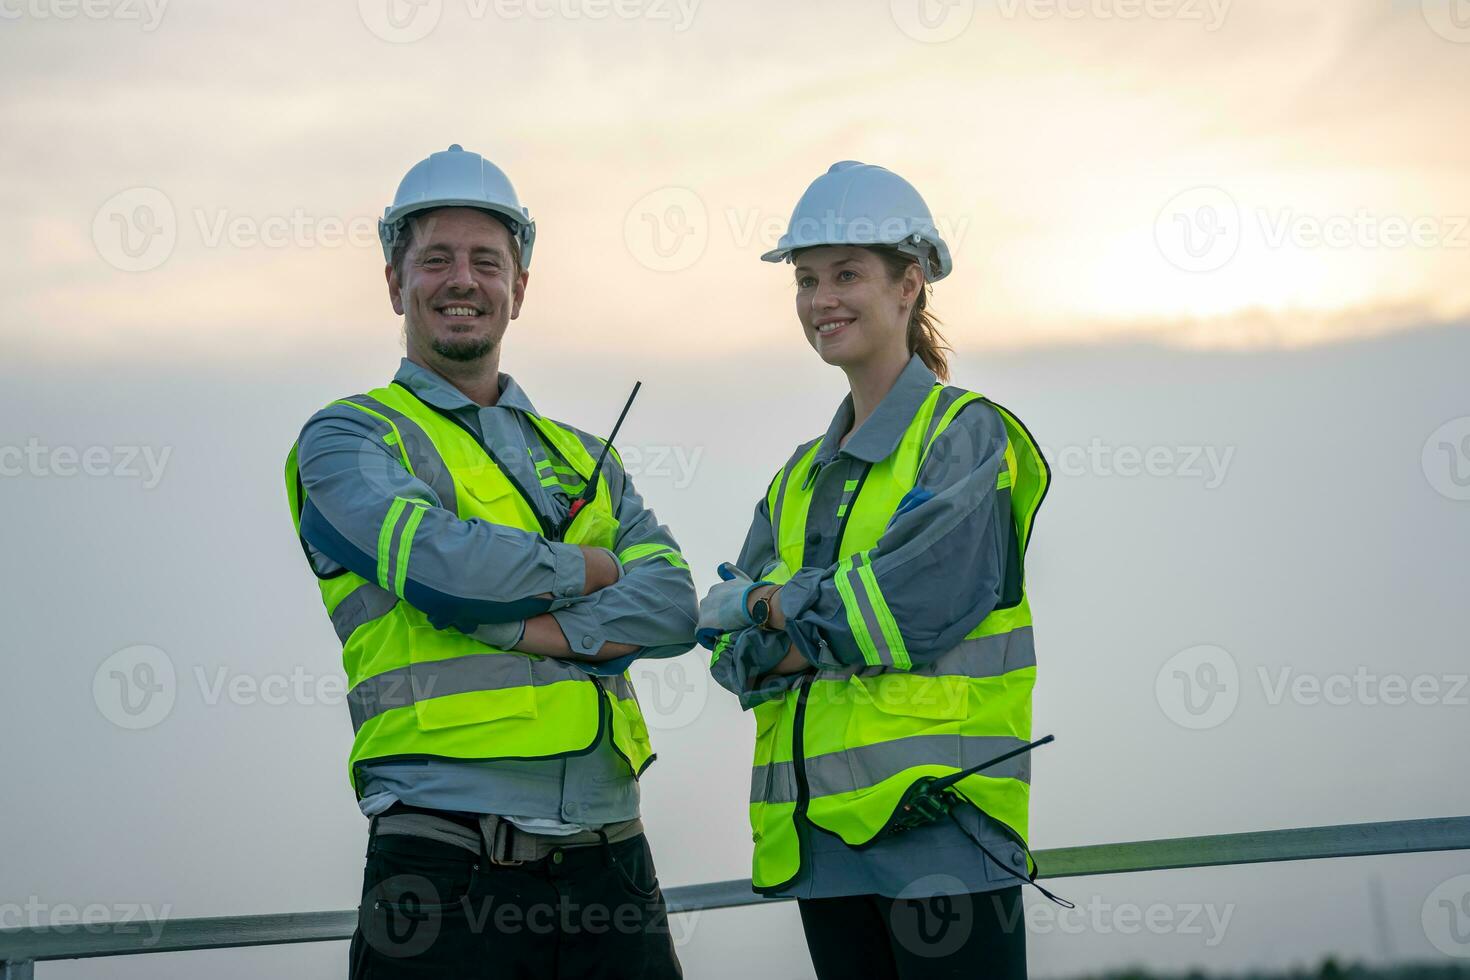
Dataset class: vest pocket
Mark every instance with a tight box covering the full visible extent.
[839,675,970,795]
[464,478,515,507]
[407,630,539,731]
[851,673,970,722]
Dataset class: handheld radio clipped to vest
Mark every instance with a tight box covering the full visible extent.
[878,732,1074,909]
[880,734,1054,837]
[555,381,641,541]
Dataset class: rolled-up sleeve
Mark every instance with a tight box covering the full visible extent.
[779,403,1013,670]
[295,405,587,633]
[550,458,698,668]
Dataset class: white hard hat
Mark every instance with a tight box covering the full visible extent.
[378,144,537,268]
[761,161,952,281]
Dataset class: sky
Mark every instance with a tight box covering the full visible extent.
[3,0,1469,361]
[2,0,1469,977]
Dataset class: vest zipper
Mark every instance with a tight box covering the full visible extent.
[790,673,814,820]
[787,459,872,845]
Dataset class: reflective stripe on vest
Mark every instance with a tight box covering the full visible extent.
[746,384,1048,891]
[285,383,656,792]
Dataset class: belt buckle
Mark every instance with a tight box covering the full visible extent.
[485,815,524,867]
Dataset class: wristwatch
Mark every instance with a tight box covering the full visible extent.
[748,586,774,630]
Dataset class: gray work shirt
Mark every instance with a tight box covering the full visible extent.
[715,354,1036,898]
[294,359,698,831]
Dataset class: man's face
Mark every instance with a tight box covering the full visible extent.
[387,207,528,366]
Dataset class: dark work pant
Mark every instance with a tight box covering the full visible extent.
[347,831,683,979]
[797,886,1027,980]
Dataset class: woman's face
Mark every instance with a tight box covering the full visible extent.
[793,246,918,370]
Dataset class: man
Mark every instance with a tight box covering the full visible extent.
[285,144,696,978]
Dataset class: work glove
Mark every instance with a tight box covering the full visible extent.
[466,619,526,651]
[696,562,769,649]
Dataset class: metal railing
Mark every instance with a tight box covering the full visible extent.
[4,815,1468,979]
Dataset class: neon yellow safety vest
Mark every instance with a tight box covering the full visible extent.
[741,383,1048,891]
[284,382,654,795]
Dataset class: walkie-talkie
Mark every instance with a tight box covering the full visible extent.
[879,734,1055,837]
[555,381,641,540]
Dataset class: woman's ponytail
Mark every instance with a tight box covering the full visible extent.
[876,248,952,381]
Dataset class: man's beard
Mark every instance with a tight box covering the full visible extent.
[432,335,496,362]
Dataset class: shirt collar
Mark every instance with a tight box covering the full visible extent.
[392,357,540,416]
[814,354,938,465]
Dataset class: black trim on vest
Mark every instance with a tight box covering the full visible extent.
[597,683,656,781]
[757,459,877,896]
[995,486,1024,610]
[945,396,1038,611]
[981,396,1051,558]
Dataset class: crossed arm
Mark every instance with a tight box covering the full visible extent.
[295,406,696,667]
[711,404,1013,696]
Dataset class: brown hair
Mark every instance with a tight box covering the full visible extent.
[873,247,951,381]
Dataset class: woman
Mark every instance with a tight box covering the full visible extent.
[698,161,1063,979]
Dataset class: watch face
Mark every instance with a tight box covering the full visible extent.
[752,597,771,626]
